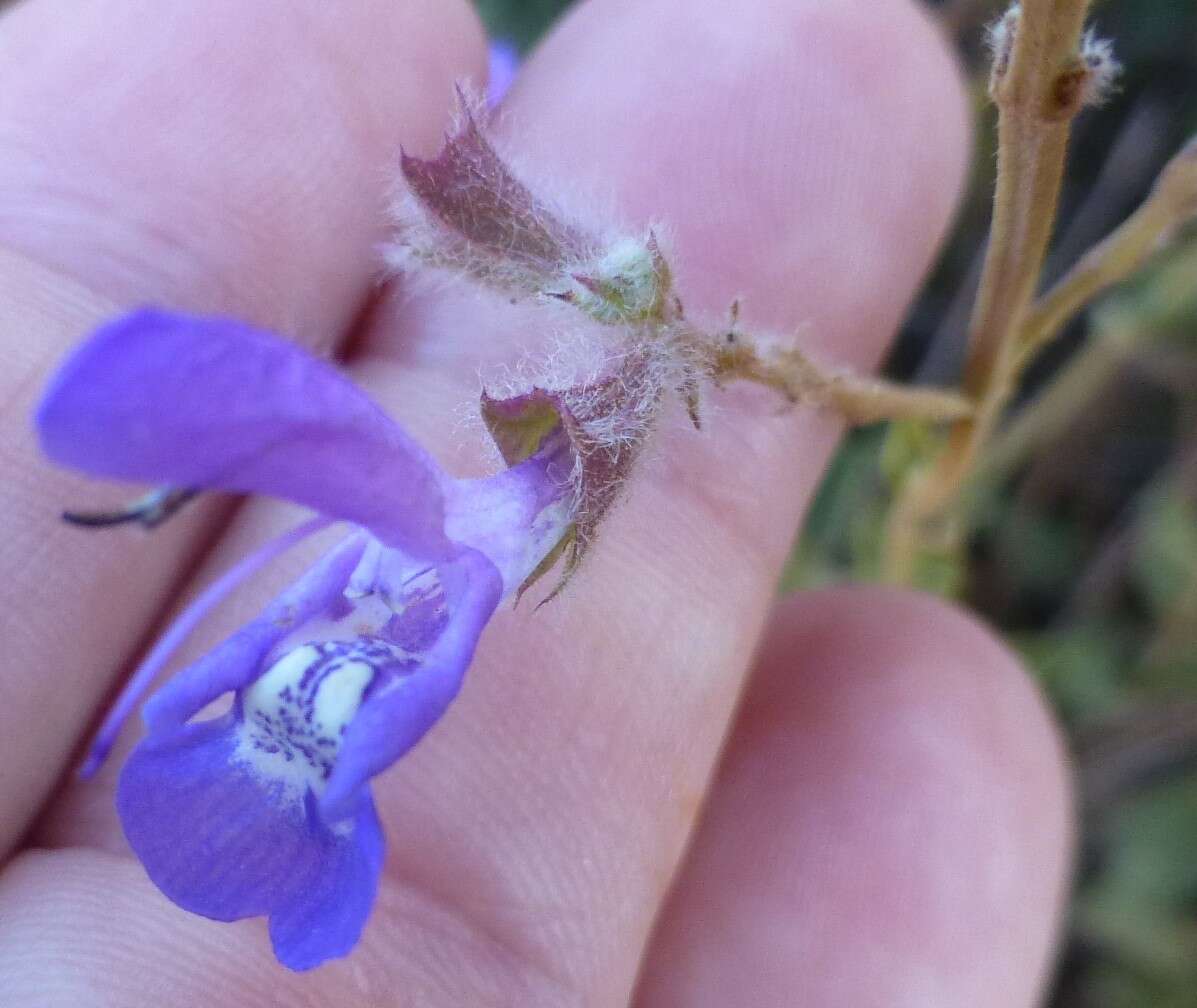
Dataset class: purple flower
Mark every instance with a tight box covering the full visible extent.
[486,40,519,107]
[36,309,572,970]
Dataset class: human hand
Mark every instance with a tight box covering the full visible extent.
[0,0,1069,1003]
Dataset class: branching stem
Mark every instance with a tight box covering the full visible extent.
[704,335,974,425]
[979,315,1135,485]
[884,0,1095,580]
[1017,136,1197,371]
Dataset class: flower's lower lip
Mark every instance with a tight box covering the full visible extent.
[112,537,504,970]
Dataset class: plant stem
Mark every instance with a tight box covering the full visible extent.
[706,336,974,425]
[978,314,1135,484]
[884,0,1094,580]
[1017,136,1197,370]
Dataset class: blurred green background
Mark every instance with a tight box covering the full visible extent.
[476,1,1197,1004]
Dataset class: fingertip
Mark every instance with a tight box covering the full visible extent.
[636,585,1072,1008]
[770,585,1073,858]
[0,0,488,334]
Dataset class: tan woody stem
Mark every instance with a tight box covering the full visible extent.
[705,336,974,425]
[1016,136,1197,371]
[884,0,1095,581]
[980,143,1197,487]
[979,313,1135,485]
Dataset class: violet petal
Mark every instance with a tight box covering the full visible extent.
[36,309,452,557]
[117,716,384,971]
[486,40,519,107]
[82,516,333,778]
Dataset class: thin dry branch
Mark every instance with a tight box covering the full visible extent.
[706,336,974,426]
[1017,136,1197,369]
[885,0,1098,580]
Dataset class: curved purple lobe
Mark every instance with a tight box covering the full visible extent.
[117,717,384,971]
[118,543,501,968]
[36,309,452,558]
[82,517,335,778]
[320,549,503,821]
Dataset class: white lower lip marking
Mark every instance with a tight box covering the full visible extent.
[236,641,380,802]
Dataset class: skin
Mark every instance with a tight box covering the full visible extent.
[0,0,1072,1004]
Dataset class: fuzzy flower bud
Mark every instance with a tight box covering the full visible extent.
[560,233,672,324]
[388,89,675,327]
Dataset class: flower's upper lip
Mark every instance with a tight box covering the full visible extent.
[36,307,454,560]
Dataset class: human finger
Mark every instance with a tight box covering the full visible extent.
[635,588,1072,1007]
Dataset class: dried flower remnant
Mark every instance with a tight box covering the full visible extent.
[388,89,601,297]
[481,344,666,601]
[36,310,575,970]
[985,2,1020,89]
